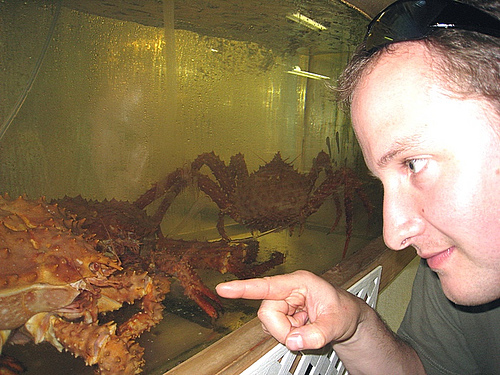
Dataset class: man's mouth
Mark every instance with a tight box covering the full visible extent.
[423,247,454,270]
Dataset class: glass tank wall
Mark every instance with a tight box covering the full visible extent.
[0,1,381,374]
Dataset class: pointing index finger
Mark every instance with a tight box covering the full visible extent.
[216,277,273,300]
[216,271,313,301]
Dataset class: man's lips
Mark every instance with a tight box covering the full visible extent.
[422,247,454,270]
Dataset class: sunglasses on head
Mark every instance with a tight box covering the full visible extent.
[364,0,500,53]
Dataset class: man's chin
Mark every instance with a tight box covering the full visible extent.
[441,279,499,306]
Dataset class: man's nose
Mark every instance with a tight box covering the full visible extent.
[382,186,424,250]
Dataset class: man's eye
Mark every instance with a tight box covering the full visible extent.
[406,159,426,174]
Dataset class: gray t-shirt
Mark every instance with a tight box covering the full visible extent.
[397,259,500,375]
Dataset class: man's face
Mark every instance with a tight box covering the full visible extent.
[351,42,500,305]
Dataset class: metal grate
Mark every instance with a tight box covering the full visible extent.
[241,266,383,375]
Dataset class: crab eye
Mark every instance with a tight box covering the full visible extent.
[406,159,426,174]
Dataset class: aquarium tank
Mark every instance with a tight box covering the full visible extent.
[0,1,382,373]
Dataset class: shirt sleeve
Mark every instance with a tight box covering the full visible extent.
[397,259,481,375]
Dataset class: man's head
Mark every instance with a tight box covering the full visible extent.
[337,0,500,305]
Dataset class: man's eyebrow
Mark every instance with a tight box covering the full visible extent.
[377,136,424,168]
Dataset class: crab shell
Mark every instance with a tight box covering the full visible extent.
[0,196,121,332]
[230,153,315,231]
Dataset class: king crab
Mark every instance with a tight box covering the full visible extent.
[0,185,284,374]
[0,195,166,375]
[53,194,284,319]
[147,151,373,258]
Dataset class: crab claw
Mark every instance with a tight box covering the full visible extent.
[157,260,223,319]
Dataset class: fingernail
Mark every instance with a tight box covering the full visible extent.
[286,333,304,350]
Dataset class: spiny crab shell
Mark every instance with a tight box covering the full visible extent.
[0,195,150,374]
[226,152,318,231]
[0,195,120,328]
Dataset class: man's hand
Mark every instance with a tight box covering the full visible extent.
[216,270,364,351]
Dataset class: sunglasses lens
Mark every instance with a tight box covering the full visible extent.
[365,0,447,51]
[365,0,500,52]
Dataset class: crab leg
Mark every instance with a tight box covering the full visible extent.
[51,317,145,375]
[116,279,167,340]
[133,167,187,212]
[96,271,167,339]
[152,253,222,319]
[191,151,238,193]
[173,238,285,279]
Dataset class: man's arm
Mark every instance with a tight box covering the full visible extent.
[331,298,425,374]
[216,270,426,375]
